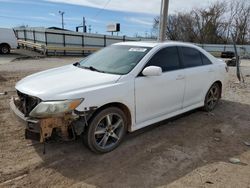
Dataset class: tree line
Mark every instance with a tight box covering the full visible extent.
[153,0,250,44]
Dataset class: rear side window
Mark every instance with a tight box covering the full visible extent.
[181,47,203,68]
[201,53,212,65]
[147,47,180,72]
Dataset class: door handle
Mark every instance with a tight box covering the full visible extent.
[176,75,185,80]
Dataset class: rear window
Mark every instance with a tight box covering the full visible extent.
[181,47,203,68]
[201,53,212,65]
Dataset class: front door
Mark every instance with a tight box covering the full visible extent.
[135,46,185,124]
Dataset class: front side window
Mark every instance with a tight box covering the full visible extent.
[181,47,203,68]
[146,47,180,72]
[79,45,151,75]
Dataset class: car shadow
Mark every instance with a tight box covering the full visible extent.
[32,99,250,188]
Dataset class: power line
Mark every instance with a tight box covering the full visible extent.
[93,0,112,18]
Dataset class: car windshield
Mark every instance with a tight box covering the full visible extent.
[79,45,152,75]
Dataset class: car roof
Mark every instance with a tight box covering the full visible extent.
[113,40,199,48]
[113,40,218,63]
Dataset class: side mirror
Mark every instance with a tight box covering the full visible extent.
[142,66,162,77]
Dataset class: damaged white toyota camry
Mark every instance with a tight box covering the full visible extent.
[10,41,228,153]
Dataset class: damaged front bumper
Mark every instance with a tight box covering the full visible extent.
[10,97,74,142]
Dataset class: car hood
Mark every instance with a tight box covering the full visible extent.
[16,64,121,100]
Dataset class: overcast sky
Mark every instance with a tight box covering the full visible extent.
[0,0,232,36]
[46,0,222,14]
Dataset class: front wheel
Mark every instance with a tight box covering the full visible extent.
[84,107,128,153]
[203,83,221,112]
[0,44,10,54]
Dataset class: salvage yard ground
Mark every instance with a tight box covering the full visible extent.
[0,55,250,188]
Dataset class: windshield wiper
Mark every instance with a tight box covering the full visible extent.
[89,66,105,73]
[81,66,105,73]
[73,62,80,67]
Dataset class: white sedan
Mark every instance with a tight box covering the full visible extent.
[10,41,228,153]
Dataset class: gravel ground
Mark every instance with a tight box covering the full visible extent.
[0,56,250,188]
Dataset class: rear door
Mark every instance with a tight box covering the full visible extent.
[180,47,214,108]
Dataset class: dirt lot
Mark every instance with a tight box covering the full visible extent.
[0,56,250,188]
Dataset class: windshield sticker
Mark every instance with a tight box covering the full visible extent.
[129,48,147,52]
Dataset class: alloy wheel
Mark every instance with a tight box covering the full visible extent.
[94,113,124,150]
[206,84,220,110]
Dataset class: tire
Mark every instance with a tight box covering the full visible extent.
[0,44,10,54]
[84,107,128,153]
[203,83,221,112]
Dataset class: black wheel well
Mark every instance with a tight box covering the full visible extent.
[89,102,132,132]
[214,80,222,98]
[0,43,11,49]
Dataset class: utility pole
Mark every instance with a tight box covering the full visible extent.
[88,25,92,33]
[76,17,87,32]
[59,11,65,29]
[158,0,169,41]
[83,17,86,32]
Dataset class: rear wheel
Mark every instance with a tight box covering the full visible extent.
[84,107,127,153]
[0,44,10,54]
[204,83,221,112]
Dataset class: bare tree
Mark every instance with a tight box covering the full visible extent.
[193,1,227,43]
[153,13,197,42]
[230,1,250,44]
[152,0,250,44]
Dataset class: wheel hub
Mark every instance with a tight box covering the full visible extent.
[2,47,8,53]
[206,84,220,110]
